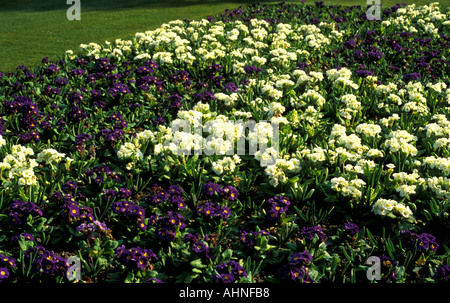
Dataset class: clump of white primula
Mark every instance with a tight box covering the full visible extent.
[301,146,327,163]
[382,130,418,156]
[291,89,326,110]
[355,123,382,138]
[264,102,285,118]
[426,176,450,199]
[339,94,362,121]
[330,176,366,200]
[372,198,413,219]
[420,114,450,152]
[392,170,426,198]
[117,142,144,161]
[1,144,38,188]
[214,92,239,106]
[264,155,301,187]
[292,70,324,86]
[212,155,241,175]
[297,24,330,50]
[422,156,450,176]
[326,68,359,90]
[36,148,68,169]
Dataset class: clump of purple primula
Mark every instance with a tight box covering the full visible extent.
[0,254,17,283]
[8,200,43,227]
[183,233,216,260]
[115,245,158,271]
[263,195,290,221]
[212,260,248,283]
[192,182,238,223]
[401,230,440,252]
[238,230,270,250]
[146,183,186,210]
[154,211,186,242]
[279,250,314,283]
[111,200,146,230]
[24,246,69,278]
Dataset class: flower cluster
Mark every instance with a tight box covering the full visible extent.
[1,144,38,189]
[279,250,314,283]
[434,264,450,282]
[401,230,439,252]
[111,200,147,231]
[183,233,216,260]
[239,230,269,250]
[196,202,231,221]
[115,245,157,271]
[344,223,360,237]
[8,200,43,226]
[202,182,239,201]
[371,198,413,219]
[147,183,186,209]
[24,246,69,276]
[263,195,291,221]
[212,260,248,283]
[154,211,186,241]
[76,220,112,240]
[0,254,17,282]
[36,148,67,168]
[298,225,326,242]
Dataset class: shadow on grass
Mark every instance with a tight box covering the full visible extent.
[0,0,293,12]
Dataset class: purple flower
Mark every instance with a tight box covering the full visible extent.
[434,264,450,282]
[244,65,262,75]
[213,260,247,283]
[70,69,85,76]
[0,254,17,269]
[171,195,186,209]
[289,250,313,266]
[403,72,421,82]
[135,65,154,76]
[8,200,43,226]
[222,82,239,93]
[96,57,116,72]
[344,223,360,236]
[69,106,88,122]
[0,268,10,280]
[356,69,375,77]
[24,246,68,276]
[11,233,34,243]
[115,245,157,270]
[263,195,290,221]
[207,64,223,76]
[365,46,383,61]
[168,185,183,195]
[202,182,221,196]
[218,185,239,201]
[44,64,60,75]
[107,83,131,98]
[193,91,216,102]
[62,181,78,192]
[196,202,231,220]
[55,77,68,86]
[298,225,326,242]
[343,38,357,49]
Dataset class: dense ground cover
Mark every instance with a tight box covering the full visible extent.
[2,0,449,72]
[0,1,449,284]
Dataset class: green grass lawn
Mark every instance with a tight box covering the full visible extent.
[0,0,449,72]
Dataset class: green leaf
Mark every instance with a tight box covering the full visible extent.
[190,259,207,269]
[222,248,233,262]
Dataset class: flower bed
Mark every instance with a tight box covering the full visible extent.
[0,1,449,283]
